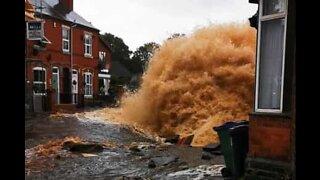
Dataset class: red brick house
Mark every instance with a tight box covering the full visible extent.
[98,35,112,96]
[245,0,295,179]
[25,0,111,112]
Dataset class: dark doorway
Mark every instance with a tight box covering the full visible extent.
[61,67,71,103]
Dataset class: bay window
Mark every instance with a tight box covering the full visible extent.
[255,0,287,112]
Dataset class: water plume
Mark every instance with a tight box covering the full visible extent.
[108,23,256,146]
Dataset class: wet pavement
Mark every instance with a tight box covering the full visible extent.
[25,109,225,179]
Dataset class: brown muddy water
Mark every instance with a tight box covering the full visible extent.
[25,111,225,179]
[102,23,256,147]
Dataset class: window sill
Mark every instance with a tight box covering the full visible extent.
[63,51,71,55]
[84,54,93,59]
[33,93,47,96]
[249,112,292,118]
[84,95,93,98]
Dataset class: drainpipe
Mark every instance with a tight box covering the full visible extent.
[25,22,30,112]
[71,20,77,103]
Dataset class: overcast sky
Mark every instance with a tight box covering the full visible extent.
[74,0,258,51]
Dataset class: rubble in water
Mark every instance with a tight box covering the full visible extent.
[33,137,82,157]
[25,136,121,174]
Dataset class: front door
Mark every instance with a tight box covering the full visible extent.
[52,67,60,104]
[72,69,78,104]
[62,67,71,103]
[32,67,46,112]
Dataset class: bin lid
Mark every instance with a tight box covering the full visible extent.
[213,122,237,131]
[237,120,249,126]
[229,125,249,135]
[213,120,248,132]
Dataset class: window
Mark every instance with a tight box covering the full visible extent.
[62,26,70,52]
[33,67,46,95]
[98,51,106,70]
[84,34,92,57]
[99,51,106,61]
[84,72,92,97]
[255,0,287,112]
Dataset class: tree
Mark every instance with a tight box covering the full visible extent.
[132,42,160,73]
[100,33,141,74]
[100,33,132,62]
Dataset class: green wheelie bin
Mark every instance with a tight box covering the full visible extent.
[213,120,249,179]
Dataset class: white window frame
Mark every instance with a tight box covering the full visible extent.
[84,33,92,57]
[52,66,60,104]
[62,25,70,52]
[255,0,288,113]
[33,67,46,96]
[84,72,93,97]
[72,69,79,94]
[99,51,106,61]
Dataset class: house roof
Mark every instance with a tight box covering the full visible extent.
[25,11,39,21]
[110,61,132,78]
[25,0,34,12]
[25,0,39,20]
[29,0,98,30]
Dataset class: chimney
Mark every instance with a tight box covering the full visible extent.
[60,0,73,11]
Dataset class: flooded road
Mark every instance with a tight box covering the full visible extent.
[25,109,225,179]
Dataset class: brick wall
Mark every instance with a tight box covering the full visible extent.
[248,114,292,162]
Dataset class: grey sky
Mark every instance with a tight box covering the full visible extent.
[74,0,258,51]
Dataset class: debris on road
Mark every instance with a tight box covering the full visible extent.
[164,135,180,144]
[177,134,194,146]
[62,141,104,153]
[148,156,179,168]
[34,137,81,157]
[81,153,99,157]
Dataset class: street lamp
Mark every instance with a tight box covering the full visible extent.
[71,20,77,104]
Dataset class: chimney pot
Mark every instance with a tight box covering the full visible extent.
[60,0,73,11]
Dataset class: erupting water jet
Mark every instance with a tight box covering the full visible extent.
[103,23,256,147]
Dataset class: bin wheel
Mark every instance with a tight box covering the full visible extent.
[221,167,233,178]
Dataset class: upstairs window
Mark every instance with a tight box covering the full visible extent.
[99,51,106,62]
[255,0,287,112]
[84,34,92,57]
[98,51,106,70]
[62,26,70,52]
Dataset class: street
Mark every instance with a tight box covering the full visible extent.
[25,108,225,179]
